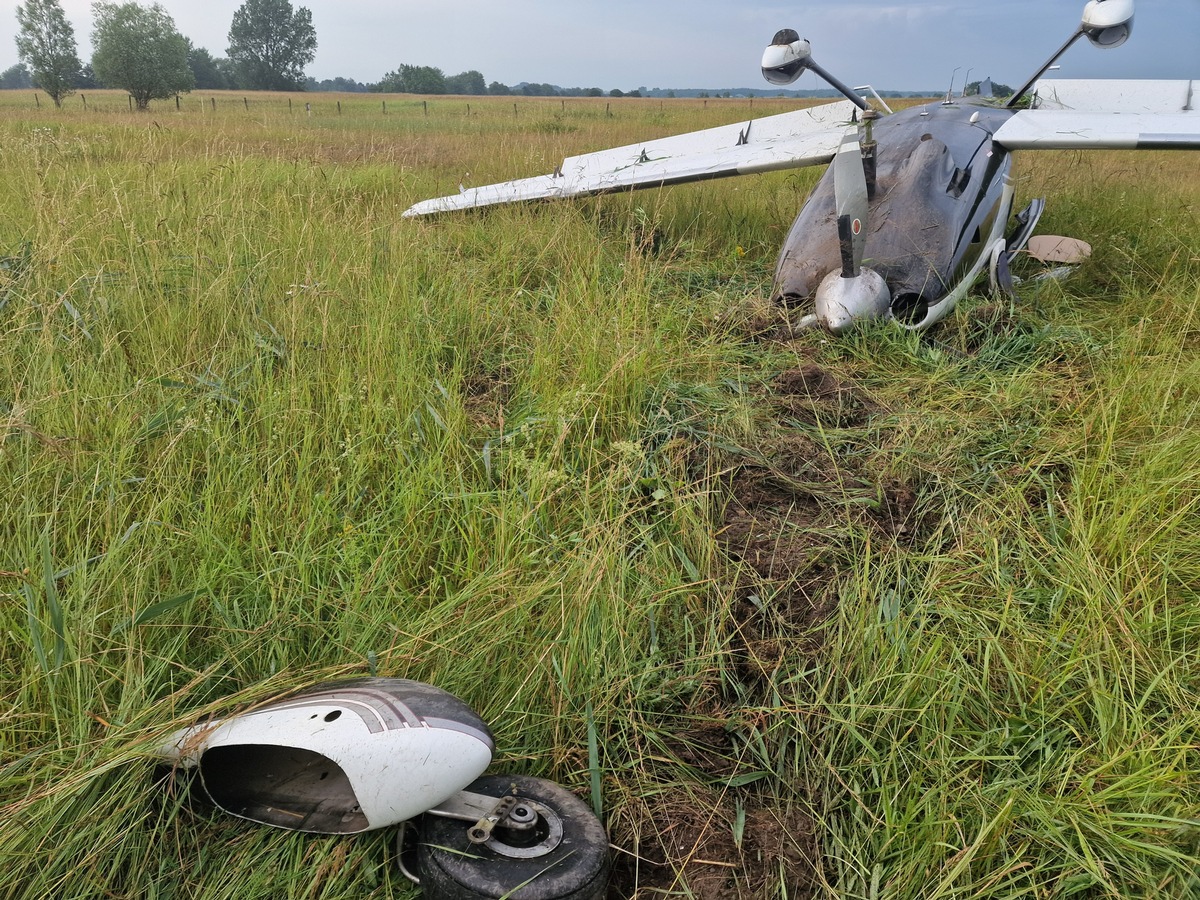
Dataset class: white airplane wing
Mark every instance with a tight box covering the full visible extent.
[1028,78,1194,113]
[403,99,859,217]
[993,78,1200,150]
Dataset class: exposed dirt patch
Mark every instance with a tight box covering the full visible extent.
[740,302,800,342]
[867,481,921,543]
[771,364,879,427]
[610,789,821,900]
[716,425,862,641]
[714,361,925,751]
[661,719,739,779]
[460,368,511,431]
[718,461,838,678]
[720,482,824,582]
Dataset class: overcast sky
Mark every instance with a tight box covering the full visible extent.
[2,1,1197,92]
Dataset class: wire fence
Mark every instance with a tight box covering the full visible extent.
[6,88,808,121]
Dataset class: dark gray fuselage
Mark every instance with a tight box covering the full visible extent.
[773,100,1021,326]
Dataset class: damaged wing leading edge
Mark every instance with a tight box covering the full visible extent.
[402,99,859,217]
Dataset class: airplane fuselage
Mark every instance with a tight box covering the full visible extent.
[773,100,1023,331]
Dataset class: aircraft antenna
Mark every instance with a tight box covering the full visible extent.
[944,67,960,104]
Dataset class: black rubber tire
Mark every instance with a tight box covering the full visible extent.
[415,774,609,900]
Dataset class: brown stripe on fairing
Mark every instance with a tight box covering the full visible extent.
[240,686,423,733]
[330,687,422,728]
[423,718,495,751]
[249,695,389,733]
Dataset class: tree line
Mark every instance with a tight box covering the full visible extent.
[11,0,316,109]
[370,65,617,99]
[8,0,645,108]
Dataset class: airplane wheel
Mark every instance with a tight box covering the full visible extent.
[415,774,609,900]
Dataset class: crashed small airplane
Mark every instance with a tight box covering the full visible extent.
[405,0,1199,334]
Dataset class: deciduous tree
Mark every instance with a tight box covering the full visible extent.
[227,0,316,91]
[14,0,81,107]
[76,62,99,89]
[92,2,193,110]
[188,45,234,90]
[376,64,445,95]
[1,63,34,90]
[444,70,486,96]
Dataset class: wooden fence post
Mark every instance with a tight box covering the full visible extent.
[34,93,40,108]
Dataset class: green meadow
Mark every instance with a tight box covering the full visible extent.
[2,89,1199,898]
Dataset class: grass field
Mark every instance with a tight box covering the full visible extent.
[2,89,1199,899]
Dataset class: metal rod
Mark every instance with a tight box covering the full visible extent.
[807,58,871,111]
[1006,29,1084,108]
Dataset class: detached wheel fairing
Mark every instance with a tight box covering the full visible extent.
[158,678,495,833]
[416,774,609,900]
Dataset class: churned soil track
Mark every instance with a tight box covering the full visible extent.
[611,361,925,899]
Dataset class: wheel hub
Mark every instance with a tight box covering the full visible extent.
[485,800,564,859]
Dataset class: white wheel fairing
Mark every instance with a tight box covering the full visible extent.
[159,678,495,833]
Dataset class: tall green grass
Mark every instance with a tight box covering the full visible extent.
[2,90,1198,898]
